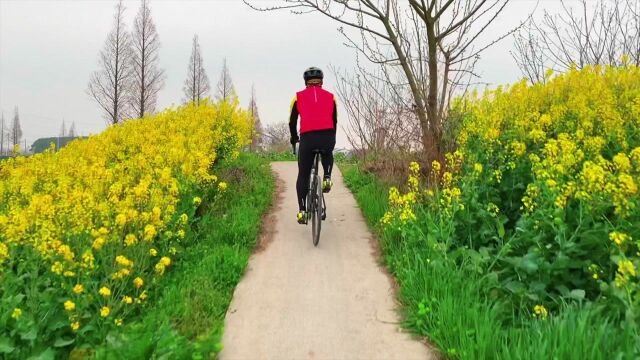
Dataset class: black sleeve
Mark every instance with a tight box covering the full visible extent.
[289,100,299,138]
[333,100,337,129]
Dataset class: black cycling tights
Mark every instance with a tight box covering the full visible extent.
[297,130,336,211]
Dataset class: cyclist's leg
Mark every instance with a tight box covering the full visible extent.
[320,133,336,192]
[320,135,336,178]
[296,136,314,212]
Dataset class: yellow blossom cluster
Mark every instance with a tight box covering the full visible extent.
[0,100,251,339]
[452,64,640,314]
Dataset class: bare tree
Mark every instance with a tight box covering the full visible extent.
[68,122,77,137]
[130,0,165,118]
[183,35,210,105]
[333,63,421,157]
[10,107,22,148]
[513,0,640,83]
[248,84,263,151]
[215,58,236,102]
[245,0,514,161]
[87,0,133,125]
[262,121,291,152]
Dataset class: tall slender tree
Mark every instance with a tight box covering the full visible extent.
[215,58,236,102]
[87,0,133,125]
[68,122,77,137]
[248,85,263,151]
[0,112,5,156]
[10,107,22,148]
[130,0,165,118]
[60,119,67,137]
[183,35,210,105]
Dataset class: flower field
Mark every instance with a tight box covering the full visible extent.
[0,100,251,355]
[379,65,640,356]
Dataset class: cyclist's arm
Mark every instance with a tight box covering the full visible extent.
[289,96,299,139]
[333,97,337,130]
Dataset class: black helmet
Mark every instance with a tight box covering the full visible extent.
[303,67,324,82]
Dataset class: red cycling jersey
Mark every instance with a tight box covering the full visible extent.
[290,86,336,134]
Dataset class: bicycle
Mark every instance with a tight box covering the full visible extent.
[293,144,326,247]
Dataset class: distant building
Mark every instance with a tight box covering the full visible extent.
[30,137,84,154]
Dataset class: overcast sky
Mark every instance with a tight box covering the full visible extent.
[0,0,550,148]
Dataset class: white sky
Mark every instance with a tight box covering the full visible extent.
[0,0,554,148]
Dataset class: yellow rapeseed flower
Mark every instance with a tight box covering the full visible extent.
[533,304,548,319]
[71,321,80,332]
[72,284,85,294]
[122,296,133,305]
[115,214,127,227]
[11,308,22,319]
[64,300,76,312]
[133,277,144,288]
[618,259,637,277]
[159,256,171,267]
[218,182,228,191]
[100,306,110,317]
[144,224,157,241]
[99,287,112,297]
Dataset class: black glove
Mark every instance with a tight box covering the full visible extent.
[290,134,299,145]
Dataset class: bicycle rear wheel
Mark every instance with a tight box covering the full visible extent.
[311,172,322,246]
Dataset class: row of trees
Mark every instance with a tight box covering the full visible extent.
[87,0,165,125]
[88,0,263,149]
[0,108,23,156]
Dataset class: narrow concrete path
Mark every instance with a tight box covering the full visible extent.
[220,162,434,360]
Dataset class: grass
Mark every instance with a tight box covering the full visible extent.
[340,162,638,359]
[256,151,297,162]
[88,153,275,359]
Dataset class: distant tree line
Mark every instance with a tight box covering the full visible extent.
[87,0,263,149]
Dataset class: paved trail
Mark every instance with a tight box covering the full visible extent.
[220,162,434,360]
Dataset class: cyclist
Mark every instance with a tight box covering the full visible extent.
[289,67,337,224]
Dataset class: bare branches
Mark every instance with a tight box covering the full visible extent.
[333,64,421,156]
[183,35,210,105]
[215,58,237,102]
[130,0,165,118]
[87,0,133,125]
[262,122,291,152]
[513,0,640,83]
[245,0,513,161]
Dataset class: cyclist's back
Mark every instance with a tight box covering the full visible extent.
[289,67,337,224]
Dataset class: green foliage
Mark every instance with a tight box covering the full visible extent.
[87,153,274,359]
[341,162,639,359]
[257,151,297,162]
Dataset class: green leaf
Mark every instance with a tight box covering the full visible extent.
[53,337,75,347]
[497,221,505,239]
[569,289,586,300]
[20,327,37,341]
[28,347,55,360]
[504,280,525,294]
[0,336,15,353]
